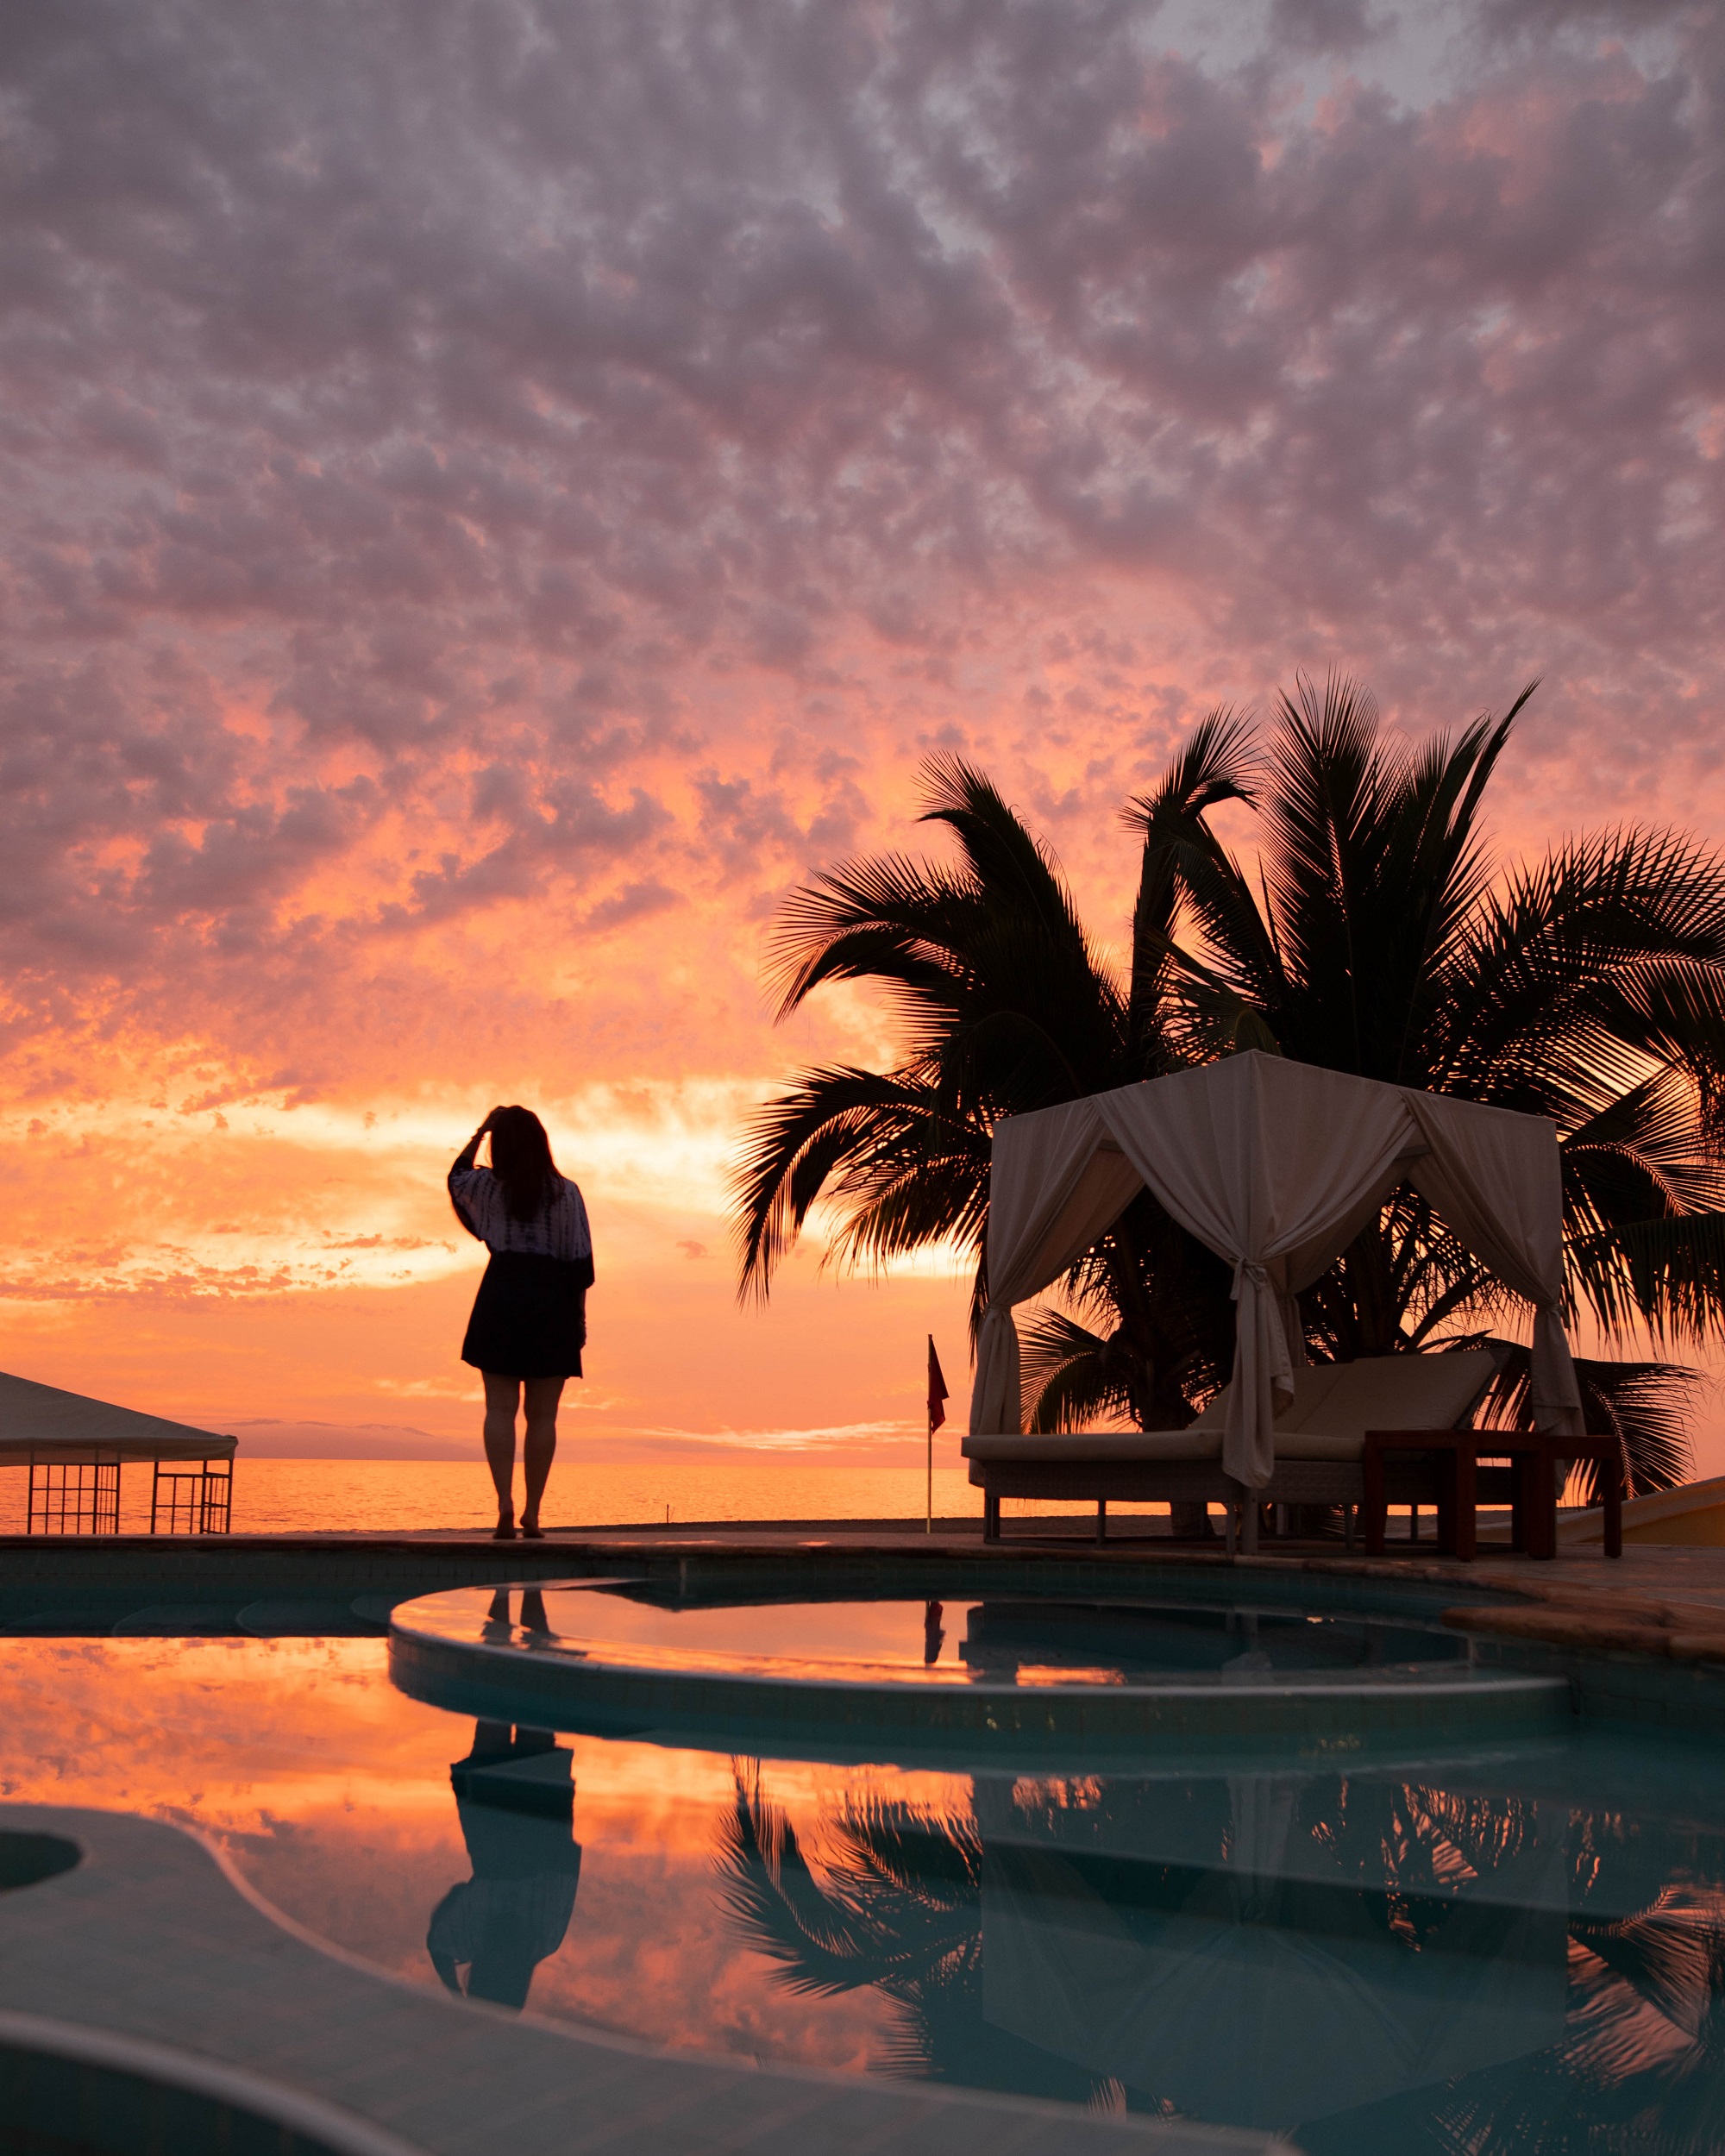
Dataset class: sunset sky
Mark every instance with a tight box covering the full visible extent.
[2,0,1722,1473]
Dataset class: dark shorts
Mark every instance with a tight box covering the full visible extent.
[461,1251,589,1380]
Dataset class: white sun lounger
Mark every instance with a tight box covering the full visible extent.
[963,1348,1504,1553]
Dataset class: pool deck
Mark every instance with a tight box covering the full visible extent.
[6,1517,1725,1659]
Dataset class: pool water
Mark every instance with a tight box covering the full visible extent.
[3,1591,1724,2151]
[406,1584,1476,1682]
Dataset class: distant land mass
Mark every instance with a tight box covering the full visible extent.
[229,1420,474,1459]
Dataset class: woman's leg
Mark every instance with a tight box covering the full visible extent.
[520,1376,566,1532]
[482,1372,522,1528]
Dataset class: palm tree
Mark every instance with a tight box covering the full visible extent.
[731,719,1250,1432]
[732,678,1725,1490]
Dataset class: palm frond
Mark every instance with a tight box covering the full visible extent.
[1018,1309,1138,1433]
[1477,1347,1696,1496]
[1433,827,1725,1112]
[1257,674,1531,1082]
[1568,1212,1725,1347]
[1123,706,1261,1066]
[1166,967,1284,1062]
[1562,1073,1725,1263]
[919,756,1095,949]
[712,1767,980,2002]
[731,1068,986,1298]
[767,853,975,1022]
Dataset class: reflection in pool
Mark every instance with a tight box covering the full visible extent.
[430,1716,580,2011]
[2,1595,1724,2148]
[718,1768,1581,2133]
[413,1583,1475,1685]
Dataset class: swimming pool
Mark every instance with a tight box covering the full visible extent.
[2,1567,1722,2151]
[388,1580,1572,1761]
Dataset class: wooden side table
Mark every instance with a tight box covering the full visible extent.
[1508,1434,1624,1560]
[1361,1431,1481,1559]
[1361,1430,1625,1562]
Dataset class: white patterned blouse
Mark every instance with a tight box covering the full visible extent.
[448,1164,593,1266]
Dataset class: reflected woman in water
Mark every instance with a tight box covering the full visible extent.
[427,1592,581,2012]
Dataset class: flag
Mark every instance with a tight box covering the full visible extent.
[927,1336,948,1432]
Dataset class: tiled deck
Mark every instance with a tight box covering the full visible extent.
[7,1517,1725,1645]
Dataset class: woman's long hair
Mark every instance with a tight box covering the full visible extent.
[488,1106,559,1221]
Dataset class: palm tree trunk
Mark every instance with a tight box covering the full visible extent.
[1104,1222,1214,1537]
[1341,1223,1400,1357]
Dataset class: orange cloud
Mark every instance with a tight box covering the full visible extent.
[2,0,1722,1469]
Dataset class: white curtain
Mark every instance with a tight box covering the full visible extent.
[1095,1059,1416,1486]
[969,1097,1144,1438]
[968,1051,1585,1488]
[1402,1090,1585,1438]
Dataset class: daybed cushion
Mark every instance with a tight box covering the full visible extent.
[1269,1429,1381,1462]
[962,1351,1500,1467]
[962,1428,1225,1463]
[1185,1361,1348,1433]
[1290,1350,1498,1455]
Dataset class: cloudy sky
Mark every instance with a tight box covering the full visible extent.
[2,0,1721,1469]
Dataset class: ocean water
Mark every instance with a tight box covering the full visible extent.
[0,1457,1138,1537]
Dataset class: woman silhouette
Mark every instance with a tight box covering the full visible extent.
[448,1106,593,1539]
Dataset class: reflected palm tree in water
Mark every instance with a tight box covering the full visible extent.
[715,1764,1725,2151]
[1306,1796,1725,2154]
[1285,1788,1725,2153]
[1407,1884,1725,2156]
[714,1764,1107,2107]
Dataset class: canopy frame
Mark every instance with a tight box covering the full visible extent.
[969,1051,1584,1491]
[1,1369,236,1537]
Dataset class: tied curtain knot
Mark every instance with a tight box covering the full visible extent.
[1233,1259,1270,1302]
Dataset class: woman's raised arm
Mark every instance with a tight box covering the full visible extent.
[450,1106,505,1176]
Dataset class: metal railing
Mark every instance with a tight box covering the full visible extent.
[26,1456,121,1535]
[22,1453,233,1535]
[149,1457,234,1535]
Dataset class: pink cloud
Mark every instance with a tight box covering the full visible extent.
[1,0,1722,1450]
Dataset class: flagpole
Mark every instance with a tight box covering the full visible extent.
[925,1334,948,1538]
[926,1332,934,1535]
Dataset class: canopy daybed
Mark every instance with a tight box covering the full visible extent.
[962,1052,1585,1554]
[0,1370,235,1534]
